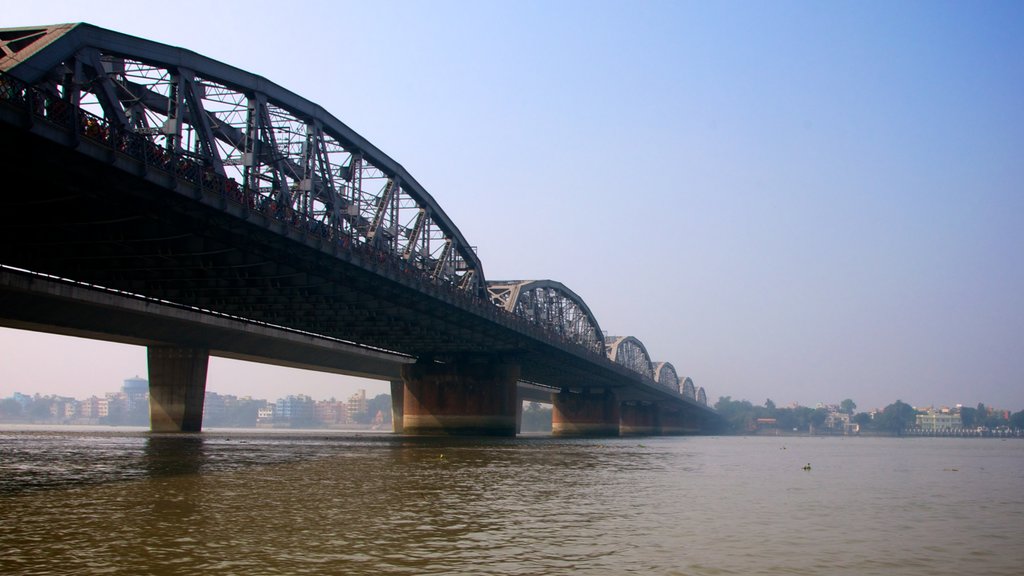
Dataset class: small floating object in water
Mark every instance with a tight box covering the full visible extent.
[438,454,446,460]
[802,463,811,471]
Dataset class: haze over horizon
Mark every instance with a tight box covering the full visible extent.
[2,1,1022,412]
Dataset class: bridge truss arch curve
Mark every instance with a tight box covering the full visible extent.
[696,387,708,406]
[0,23,484,293]
[605,336,654,380]
[487,280,604,355]
[652,362,679,392]
[680,377,696,400]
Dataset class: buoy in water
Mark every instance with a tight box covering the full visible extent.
[802,463,811,471]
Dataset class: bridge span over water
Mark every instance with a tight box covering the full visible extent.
[0,23,721,436]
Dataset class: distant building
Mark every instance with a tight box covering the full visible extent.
[347,389,367,421]
[122,376,148,412]
[122,376,148,394]
[203,391,227,421]
[79,396,101,419]
[824,410,859,435]
[916,408,962,431]
[315,399,349,426]
[275,395,316,425]
[49,396,77,421]
[257,405,275,424]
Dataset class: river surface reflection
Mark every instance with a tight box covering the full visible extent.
[1,428,1022,575]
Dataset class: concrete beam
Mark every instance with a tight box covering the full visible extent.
[0,268,411,380]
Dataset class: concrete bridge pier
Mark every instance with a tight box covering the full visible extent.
[399,359,520,436]
[658,406,687,435]
[620,401,658,436]
[390,380,405,434]
[551,388,621,436]
[147,346,209,432]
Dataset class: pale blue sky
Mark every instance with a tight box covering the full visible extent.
[2,1,1022,411]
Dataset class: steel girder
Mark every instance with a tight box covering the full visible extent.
[0,23,483,293]
[696,387,708,406]
[680,377,696,400]
[486,280,604,356]
[605,336,654,380]
[652,361,679,392]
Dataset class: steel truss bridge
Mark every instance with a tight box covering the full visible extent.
[0,23,718,433]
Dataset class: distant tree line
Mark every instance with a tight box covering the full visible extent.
[714,396,1024,436]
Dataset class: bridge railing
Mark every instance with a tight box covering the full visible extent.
[0,71,695,399]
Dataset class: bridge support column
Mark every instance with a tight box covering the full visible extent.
[620,401,658,436]
[680,409,703,435]
[400,359,520,436]
[659,406,687,435]
[552,388,620,436]
[390,380,405,434]
[147,346,208,433]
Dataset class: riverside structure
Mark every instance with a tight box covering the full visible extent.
[0,23,720,436]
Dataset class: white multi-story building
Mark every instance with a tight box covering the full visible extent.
[916,408,962,431]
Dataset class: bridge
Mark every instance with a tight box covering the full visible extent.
[0,23,721,436]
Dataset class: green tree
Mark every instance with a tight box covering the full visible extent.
[810,407,829,433]
[366,394,392,424]
[1009,410,1024,430]
[790,406,815,432]
[714,396,756,433]
[764,398,776,411]
[852,412,872,428]
[960,406,977,428]
[774,407,798,431]
[840,398,857,415]
[875,400,917,435]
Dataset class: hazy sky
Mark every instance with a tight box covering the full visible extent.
[2,1,1022,411]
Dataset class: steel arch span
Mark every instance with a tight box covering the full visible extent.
[680,377,696,400]
[0,23,484,293]
[696,387,708,406]
[652,362,679,392]
[487,280,604,355]
[605,336,654,380]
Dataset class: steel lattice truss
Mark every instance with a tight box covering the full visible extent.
[696,387,708,406]
[680,377,696,400]
[487,280,604,355]
[652,362,679,392]
[1,23,714,405]
[605,336,654,380]
[0,24,483,292]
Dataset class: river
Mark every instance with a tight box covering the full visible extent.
[1,427,1022,575]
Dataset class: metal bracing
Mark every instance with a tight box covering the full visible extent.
[680,377,696,400]
[605,336,654,380]
[487,280,604,355]
[0,23,724,426]
[652,362,679,391]
[0,23,483,294]
[696,387,708,406]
